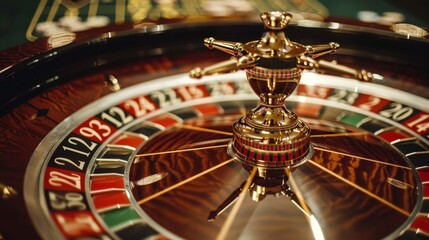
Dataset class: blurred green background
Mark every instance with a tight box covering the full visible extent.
[0,0,427,51]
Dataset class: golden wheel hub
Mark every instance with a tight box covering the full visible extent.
[190,11,372,169]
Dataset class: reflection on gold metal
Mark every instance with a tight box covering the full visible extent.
[314,146,412,170]
[61,0,91,9]
[209,166,325,239]
[116,0,126,23]
[88,0,100,17]
[216,167,258,240]
[47,0,61,22]
[128,0,184,21]
[1,183,18,200]
[105,74,121,92]
[48,32,76,48]
[64,7,79,17]
[190,11,374,169]
[138,158,235,205]
[317,60,373,82]
[182,138,231,148]
[205,37,244,56]
[179,125,233,136]
[191,11,375,169]
[309,215,325,240]
[127,0,151,21]
[286,168,325,240]
[133,22,157,30]
[285,168,310,214]
[311,131,370,138]
[308,160,410,216]
[134,144,228,159]
[391,23,428,38]
[387,177,412,190]
[26,0,48,41]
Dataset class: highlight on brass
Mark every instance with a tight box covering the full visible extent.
[190,11,372,170]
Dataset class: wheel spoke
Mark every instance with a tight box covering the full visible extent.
[138,158,235,205]
[308,160,410,216]
[216,166,258,240]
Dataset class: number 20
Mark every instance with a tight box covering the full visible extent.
[380,103,414,121]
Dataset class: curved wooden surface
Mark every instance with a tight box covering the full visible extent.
[130,118,416,240]
[0,19,428,239]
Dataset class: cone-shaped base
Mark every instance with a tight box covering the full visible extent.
[228,107,314,168]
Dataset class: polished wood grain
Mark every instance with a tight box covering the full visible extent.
[0,19,428,239]
[0,49,224,239]
[130,118,417,240]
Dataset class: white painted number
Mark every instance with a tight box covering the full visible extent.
[79,119,111,141]
[380,103,413,121]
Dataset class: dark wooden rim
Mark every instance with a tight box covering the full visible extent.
[1,19,428,114]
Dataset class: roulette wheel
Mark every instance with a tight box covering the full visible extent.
[1,10,429,240]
